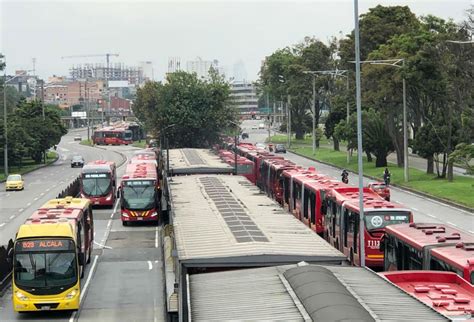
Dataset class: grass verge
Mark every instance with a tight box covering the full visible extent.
[268,135,473,209]
[132,141,146,148]
[0,151,58,181]
[80,139,93,146]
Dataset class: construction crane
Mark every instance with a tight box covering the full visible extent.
[61,53,119,70]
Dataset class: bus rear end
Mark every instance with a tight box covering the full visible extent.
[13,223,81,312]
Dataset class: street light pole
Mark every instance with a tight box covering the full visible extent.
[3,69,7,178]
[312,75,316,155]
[353,0,365,267]
[402,60,408,182]
[287,94,291,148]
[346,75,350,164]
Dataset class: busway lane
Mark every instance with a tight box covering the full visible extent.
[241,120,474,234]
[71,144,166,322]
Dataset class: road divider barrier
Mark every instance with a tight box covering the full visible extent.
[0,239,14,295]
[57,176,81,199]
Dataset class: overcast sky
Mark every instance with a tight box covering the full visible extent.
[0,0,471,81]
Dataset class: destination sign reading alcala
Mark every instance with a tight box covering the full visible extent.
[15,239,74,252]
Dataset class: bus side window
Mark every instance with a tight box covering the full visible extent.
[310,191,316,224]
[303,188,309,219]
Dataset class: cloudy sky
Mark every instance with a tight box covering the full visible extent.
[0,0,471,81]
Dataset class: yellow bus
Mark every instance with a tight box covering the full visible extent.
[12,197,93,312]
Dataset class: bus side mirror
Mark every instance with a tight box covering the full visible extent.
[78,253,85,266]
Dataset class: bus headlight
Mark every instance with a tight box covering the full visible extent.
[106,194,112,201]
[15,291,29,301]
[65,289,77,299]
[151,212,158,217]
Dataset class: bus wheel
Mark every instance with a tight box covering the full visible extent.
[350,249,354,265]
[122,221,128,226]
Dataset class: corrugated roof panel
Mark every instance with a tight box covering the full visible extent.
[167,149,233,175]
[190,266,304,321]
[327,266,449,321]
[170,175,346,265]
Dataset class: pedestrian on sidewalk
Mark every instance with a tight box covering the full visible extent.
[384,168,391,186]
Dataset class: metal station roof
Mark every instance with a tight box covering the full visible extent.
[167,149,233,175]
[188,264,449,321]
[169,175,346,266]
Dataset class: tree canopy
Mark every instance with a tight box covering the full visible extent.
[133,70,237,148]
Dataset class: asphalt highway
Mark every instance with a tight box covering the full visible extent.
[0,130,165,322]
[241,119,474,234]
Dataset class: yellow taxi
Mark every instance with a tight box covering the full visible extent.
[6,174,24,191]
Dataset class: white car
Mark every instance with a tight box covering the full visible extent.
[256,143,266,150]
[258,123,265,129]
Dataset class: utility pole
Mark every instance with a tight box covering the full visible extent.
[402,59,408,182]
[312,76,316,155]
[353,0,365,267]
[41,79,46,164]
[287,94,291,148]
[3,67,8,178]
[346,75,350,164]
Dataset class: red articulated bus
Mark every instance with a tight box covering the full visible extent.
[119,162,160,226]
[80,161,117,207]
[29,197,94,278]
[92,127,133,145]
[262,159,297,201]
[380,271,474,319]
[324,187,413,268]
[382,223,474,283]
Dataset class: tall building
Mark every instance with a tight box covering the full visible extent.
[230,81,259,115]
[167,57,182,73]
[186,57,222,79]
[232,60,248,82]
[70,63,144,85]
[139,61,154,81]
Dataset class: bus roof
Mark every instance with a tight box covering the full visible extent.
[40,197,90,210]
[169,175,346,267]
[82,164,114,173]
[17,222,75,240]
[123,162,157,180]
[187,264,448,321]
[380,271,474,318]
[330,187,406,213]
[430,243,474,272]
[385,223,474,250]
[167,148,233,175]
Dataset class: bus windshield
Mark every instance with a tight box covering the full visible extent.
[82,173,112,197]
[124,130,133,140]
[365,211,411,231]
[123,181,156,210]
[14,252,77,290]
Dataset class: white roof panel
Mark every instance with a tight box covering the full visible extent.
[167,149,233,175]
[170,175,346,265]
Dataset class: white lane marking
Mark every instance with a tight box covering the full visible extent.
[411,207,419,211]
[426,213,437,218]
[9,215,15,220]
[40,192,45,196]
[110,213,114,219]
[26,202,31,206]
[93,241,112,249]
[69,255,99,322]
[34,197,39,201]
[18,208,24,212]
[155,227,159,248]
[46,188,50,192]
[0,223,5,227]
[148,261,152,270]
[447,221,458,227]
[469,231,474,234]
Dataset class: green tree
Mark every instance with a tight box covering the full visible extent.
[133,71,237,148]
[449,143,474,175]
